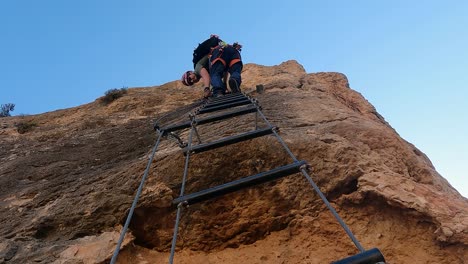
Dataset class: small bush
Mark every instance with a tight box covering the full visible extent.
[100,87,128,105]
[0,103,15,117]
[15,120,37,134]
[81,117,107,130]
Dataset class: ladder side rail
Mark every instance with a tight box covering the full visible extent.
[110,132,164,264]
[255,106,366,253]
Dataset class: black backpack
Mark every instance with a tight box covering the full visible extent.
[192,36,222,67]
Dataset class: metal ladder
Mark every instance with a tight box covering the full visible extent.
[111,92,386,264]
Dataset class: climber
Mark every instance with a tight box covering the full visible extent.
[209,42,243,97]
[181,34,224,98]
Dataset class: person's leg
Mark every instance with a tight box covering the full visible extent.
[210,61,225,96]
[228,62,243,93]
[223,71,229,93]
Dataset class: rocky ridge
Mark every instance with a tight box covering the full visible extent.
[0,60,467,263]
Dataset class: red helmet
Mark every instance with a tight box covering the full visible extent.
[181,70,195,86]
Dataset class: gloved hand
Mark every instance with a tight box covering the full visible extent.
[210,34,219,39]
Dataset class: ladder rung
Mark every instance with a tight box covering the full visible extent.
[332,248,385,264]
[198,99,253,114]
[208,93,246,103]
[204,97,251,108]
[184,127,275,154]
[159,105,258,133]
[172,160,307,205]
[196,105,257,126]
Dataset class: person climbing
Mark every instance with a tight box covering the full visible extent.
[181,34,224,98]
[209,42,243,97]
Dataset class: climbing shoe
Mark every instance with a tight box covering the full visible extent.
[229,79,241,94]
[213,91,224,98]
[212,87,224,98]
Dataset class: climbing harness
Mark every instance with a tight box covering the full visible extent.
[111,92,386,264]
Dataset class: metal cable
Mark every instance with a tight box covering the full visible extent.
[255,111,258,130]
[256,108,297,162]
[164,94,366,262]
[169,125,195,264]
[154,100,205,130]
[192,125,202,144]
[179,125,195,197]
[110,132,163,264]
[167,132,187,148]
[256,106,365,252]
[300,168,365,252]
[169,203,184,264]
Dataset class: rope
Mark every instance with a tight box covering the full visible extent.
[110,132,163,264]
[169,125,195,264]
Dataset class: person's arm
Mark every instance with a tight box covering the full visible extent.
[200,67,210,88]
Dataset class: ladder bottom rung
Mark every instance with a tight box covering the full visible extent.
[332,248,385,264]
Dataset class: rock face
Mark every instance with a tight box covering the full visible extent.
[0,60,467,263]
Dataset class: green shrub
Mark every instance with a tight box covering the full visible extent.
[100,87,128,105]
[0,103,15,117]
[15,120,37,134]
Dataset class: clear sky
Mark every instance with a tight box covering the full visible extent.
[1,1,467,197]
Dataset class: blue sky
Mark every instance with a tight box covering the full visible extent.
[1,1,467,197]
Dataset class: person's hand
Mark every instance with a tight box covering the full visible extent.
[203,87,212,98]
[210,34,219,39]
[233,42,242,51]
